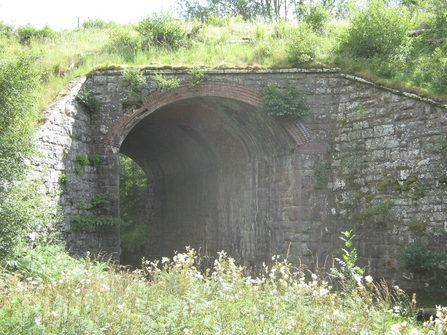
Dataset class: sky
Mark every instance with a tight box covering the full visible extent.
[0,0,178,30]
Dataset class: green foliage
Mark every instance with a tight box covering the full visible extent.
[119,155,147,256]
[107,25,141,54]
[188,67,205,86]
[343,1,412,59]
[76,89,101,116]
[74,155,98,175]
[330,230,364,292]
[72,193,124,230]
[123,67,147,97]
[364,200,394,227]
[0,54,57,259]
[136,13,187,49]
[151,73,181,91]
[259,82,310,118]
[0,22,13,38]
[286,22,318,65]
[16,25,54,45]
[412,43,447,94]
[302,4,330,33]
[87,154,100,165]
[205,14,232,27]
[0,246,430,334]
[397,242,446,277]
[71,214,124,229]
[82,18,115,29]
[58,173,69,184]
[0,55,38,183]
[76,155,89,167]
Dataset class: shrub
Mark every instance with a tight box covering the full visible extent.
[285,22,318,65]
[76,90,101,117]
[303,4,330,33]
[259,82,310,118]
[108,25,141,53]
[343,1,412,59]
[0,21,13,38]
[87,154,100,165]
[414,44,447,94]
[0,55,57,259]
[123,68,147,97]
[16,25,54,45]
[71,193,124,230]
[206,14,231,27]
[82,18,114,29]
[136,13,187,49]
[151,73,181,91]
[59,173,69,184]
[397,242,446,278]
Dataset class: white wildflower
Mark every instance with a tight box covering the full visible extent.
[365,275,373,283]
[390,323,401,334]
[319,288,330,297]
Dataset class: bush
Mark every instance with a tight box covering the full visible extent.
[259,82,310,118]
[108,25,141,53]
[343,1,412,59]
[136,13,187,49]
[16,25,54,45]
[397,242,446,277]
[123,67,147,97]
[82,18,114,29]
[303,4,330,33]
[76,89,101,117]
[0,21,13,38]
[286,22,318,65]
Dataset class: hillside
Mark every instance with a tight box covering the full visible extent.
[0,0,446,111]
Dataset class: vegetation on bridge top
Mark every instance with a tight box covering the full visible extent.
[0,0,446,109]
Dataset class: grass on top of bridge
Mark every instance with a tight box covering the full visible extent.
[1,2,447,111]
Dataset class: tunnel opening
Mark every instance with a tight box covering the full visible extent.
[118,95,295,266]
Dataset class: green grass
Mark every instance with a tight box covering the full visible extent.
[2,17,445,110]
[1,245,444,334]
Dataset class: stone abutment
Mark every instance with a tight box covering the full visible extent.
[37,68,447,294]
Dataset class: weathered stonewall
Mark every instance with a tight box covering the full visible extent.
[36,68,447,293]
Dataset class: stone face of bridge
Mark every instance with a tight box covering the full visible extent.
[38,68,447,288]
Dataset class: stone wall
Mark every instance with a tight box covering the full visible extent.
[37,68,447,295]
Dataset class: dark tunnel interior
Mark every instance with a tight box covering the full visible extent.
[119,96,294,264]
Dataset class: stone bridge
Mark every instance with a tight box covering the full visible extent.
[38,68,447,287]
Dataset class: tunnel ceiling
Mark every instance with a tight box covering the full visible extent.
[120,96,294,178]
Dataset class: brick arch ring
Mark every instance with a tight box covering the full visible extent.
[100,80,311,151]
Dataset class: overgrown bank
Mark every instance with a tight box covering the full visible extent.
[1,241,446,334]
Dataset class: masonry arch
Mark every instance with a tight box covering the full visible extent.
[97,81,310,264]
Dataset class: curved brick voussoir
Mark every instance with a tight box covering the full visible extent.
[103,81,263,149]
